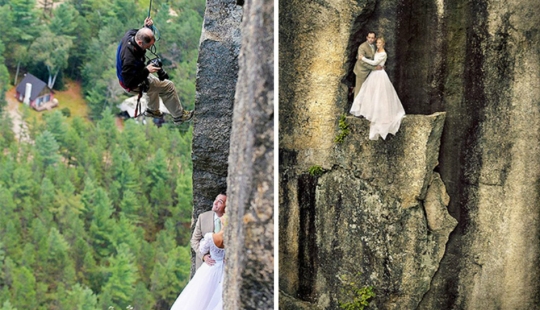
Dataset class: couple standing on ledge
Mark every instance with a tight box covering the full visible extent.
[350,31,406,141]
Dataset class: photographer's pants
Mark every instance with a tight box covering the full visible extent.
[145,74,185,118]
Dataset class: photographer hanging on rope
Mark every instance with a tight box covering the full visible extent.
[116,17,194,124]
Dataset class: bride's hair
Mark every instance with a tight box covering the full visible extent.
[377,37,386,45]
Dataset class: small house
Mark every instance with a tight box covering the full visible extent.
[15,73,58,111]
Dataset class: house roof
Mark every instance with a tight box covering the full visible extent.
[15,73,51,101]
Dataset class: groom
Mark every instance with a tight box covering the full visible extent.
[190,193,227,270]
[353,31,383,98]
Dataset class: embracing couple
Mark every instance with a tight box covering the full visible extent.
[350,31,406,141]
[170,193,227,310]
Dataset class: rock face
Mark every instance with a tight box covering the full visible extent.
[280,114,456,309]
[193,0,274,308]
[192,0,242,231]
[280,0,540,309]
[223,0,274,309]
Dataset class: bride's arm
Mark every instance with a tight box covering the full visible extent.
[362,53,387,66]
[199,233,213,255]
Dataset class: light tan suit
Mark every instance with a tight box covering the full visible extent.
[190,211,215,270]
[353,41,377,97]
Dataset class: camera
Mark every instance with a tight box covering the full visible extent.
[148,58,169,81]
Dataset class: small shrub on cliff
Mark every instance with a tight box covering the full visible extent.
[335,114,350,144]
[338,273,375,310]
[308,165,324,177]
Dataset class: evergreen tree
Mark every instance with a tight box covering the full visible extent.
[110,149,140,207]
[0,40,10,110]
[99,243,138,309]
[61,283,98,310]
[29,218,50,270]
[2,221,22,261]
[89,187,115,258]
[146,148,170,187]
[38,177,55,213]
[45,228,76,286]
[119,189,141,222]
[9,0,39,41]
[10,264,38,309]
[0,300,17,310]
[52,180,85,231]
[150,179,173,216]
[131,281,155,309]
[81,251,100,293]
[34,130,61,167]
[150,224,191,307]
[110,214,142,259]
[49,3,79,35]
[0,114,15,149]
[44,111,69,149]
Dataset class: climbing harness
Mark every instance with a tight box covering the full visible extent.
[132,0,161,120]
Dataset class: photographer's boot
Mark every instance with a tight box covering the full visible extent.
[145,108,164,118]
[173,110,194,124]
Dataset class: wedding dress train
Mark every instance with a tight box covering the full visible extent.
[170,233,224,310]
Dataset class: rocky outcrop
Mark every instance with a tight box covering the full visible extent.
[280,114,455,309]
[280,0,540,309]
[192,0,242,222]
[193,0,273,308]
[223,0,274,309]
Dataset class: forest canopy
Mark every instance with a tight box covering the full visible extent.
[0,0,204,308]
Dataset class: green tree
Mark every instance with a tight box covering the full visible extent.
[119,190,141,222]
[34,130,61,167]
[44,228,76,289]
[2,221,22,261]
[49,3,79,35]
[29,218,50,270]
[44,111,69,149]
[30,29,73,88]
[89,187,115,258]
[131,281,155,310]
[10,263,38,309]
[150,224,191,307]
[0,114,15,148]
[0,40,10,110]
[52,181,85,231]
[99,244,138,309]
[0,300,17,310]
[9,0,39,41]
[110,150,140,207]
[60,283,98,310]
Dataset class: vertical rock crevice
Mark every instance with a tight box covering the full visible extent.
[223,0,274,309]
[193,0,273,309]
[297,174,318,301]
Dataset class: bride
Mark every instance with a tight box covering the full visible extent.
[170,216,226,310]
[350,37,405,140]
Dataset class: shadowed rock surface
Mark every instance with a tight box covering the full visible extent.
[280,114,455,309]
[192,0,242,223]
[191,0,242,275]
[192,0,274,308]
[223,0,274,309]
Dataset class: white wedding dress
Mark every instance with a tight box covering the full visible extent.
[350,51,405,140]
[170,233,225,310]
